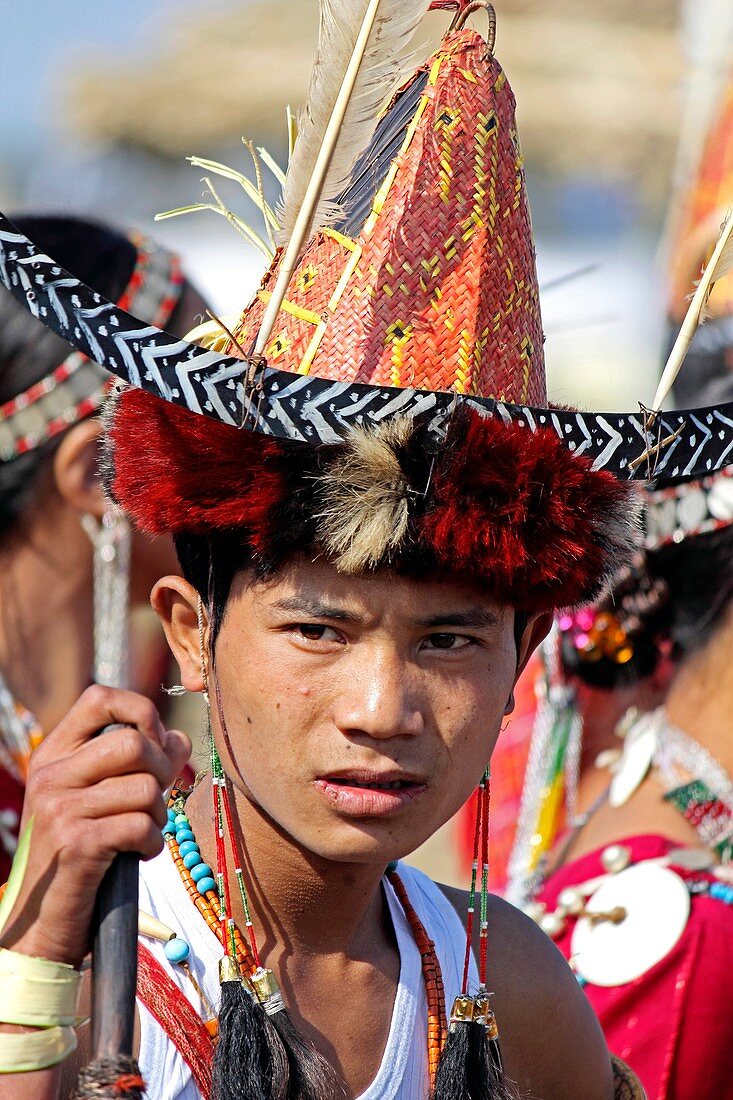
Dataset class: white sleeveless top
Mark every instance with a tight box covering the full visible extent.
[137,849,478,1100]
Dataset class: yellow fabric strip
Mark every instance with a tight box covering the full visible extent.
[0,949,80,1029]
[0,1025,77,1074]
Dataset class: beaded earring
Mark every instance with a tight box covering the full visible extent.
[434,768,516,1100]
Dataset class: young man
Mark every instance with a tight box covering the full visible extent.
[0,5,721,1098]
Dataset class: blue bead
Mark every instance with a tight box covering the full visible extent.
[174,814,190,826]
[191,862,213,883]
[167,808,177,822]
[178,840,200,858]
[710,882,727,900]
[196,876,216,895]
[724,887,733,905]
[183,850,203,870]
[164,937,190,964]
[176,829,195,844]
[162,822,176,837]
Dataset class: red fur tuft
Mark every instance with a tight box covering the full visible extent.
[107,388,293,547]
[422,413,636,609]
[106,390,637,610]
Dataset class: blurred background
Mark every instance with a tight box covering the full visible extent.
[3,0,732,883]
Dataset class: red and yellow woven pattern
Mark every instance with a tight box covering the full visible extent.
[233,29,545,405]
[668,71,733,323]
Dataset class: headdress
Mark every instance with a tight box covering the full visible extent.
[668,76,733,322]
[1,13,733,615]
[666,70,733,392]
[0,227,183,462]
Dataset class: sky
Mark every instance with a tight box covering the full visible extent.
[0,0,263,314]
[0,0,195,152]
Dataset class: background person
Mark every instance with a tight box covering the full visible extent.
[0,213,209,878]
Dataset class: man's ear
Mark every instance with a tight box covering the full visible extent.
[505,610,553,715]
[151,576,208,693]
[52,420,106,518]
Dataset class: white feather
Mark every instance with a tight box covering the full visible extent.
[254,0,431,356]
[653,210,733,410]
[278,0,432,241]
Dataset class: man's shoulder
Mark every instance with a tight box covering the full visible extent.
[437,882,614,1100]
[438,882,576,994]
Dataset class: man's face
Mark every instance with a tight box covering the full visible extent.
[212,557,526,864]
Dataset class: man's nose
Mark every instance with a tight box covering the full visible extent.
[333,649,424,740]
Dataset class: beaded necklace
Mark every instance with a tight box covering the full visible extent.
[164,780,449,1088]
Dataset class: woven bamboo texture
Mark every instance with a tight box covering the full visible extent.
[668,71,733,323]
[232,29,546,405]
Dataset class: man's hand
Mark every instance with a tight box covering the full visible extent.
[0,686,190,969]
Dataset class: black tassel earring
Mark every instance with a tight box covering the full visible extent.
[433,771,517,1100]
[214,955,290,1100]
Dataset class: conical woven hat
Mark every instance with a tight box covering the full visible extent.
[231,28,545,406]
[668,71,733,325]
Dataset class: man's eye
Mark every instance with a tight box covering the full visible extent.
[424,633,471,650]
[297,624,327,640]
[295,624,340,642]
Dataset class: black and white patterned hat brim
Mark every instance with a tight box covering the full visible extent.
[1,213,732,482]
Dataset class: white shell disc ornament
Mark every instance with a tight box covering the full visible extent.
[571,863,690,987]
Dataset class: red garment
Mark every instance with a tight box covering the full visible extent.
[539,835,733,1100]
[137,943,214,1099]
[0,766,24,882]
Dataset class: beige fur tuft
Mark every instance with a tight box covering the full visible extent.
[316,419,415,572]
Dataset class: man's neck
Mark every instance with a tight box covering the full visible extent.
[0,508,94,735]
[185,779,390,960]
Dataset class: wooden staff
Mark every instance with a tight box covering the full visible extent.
[74,726,143,1100]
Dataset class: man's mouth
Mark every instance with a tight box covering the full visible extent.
[328,777,414,790]
[314,771,427,817]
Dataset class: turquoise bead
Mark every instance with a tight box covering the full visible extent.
[196,876,216,895]
[724,886,733,905]
[710,882,727,900]
[174,814,190,826]
[191,862,213,883]
[176,829,195,844]
[164,937,190,964]
[162,822,176,837]
[183,850,203,870]
[167,808,177,822]
[178,840,200,858]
